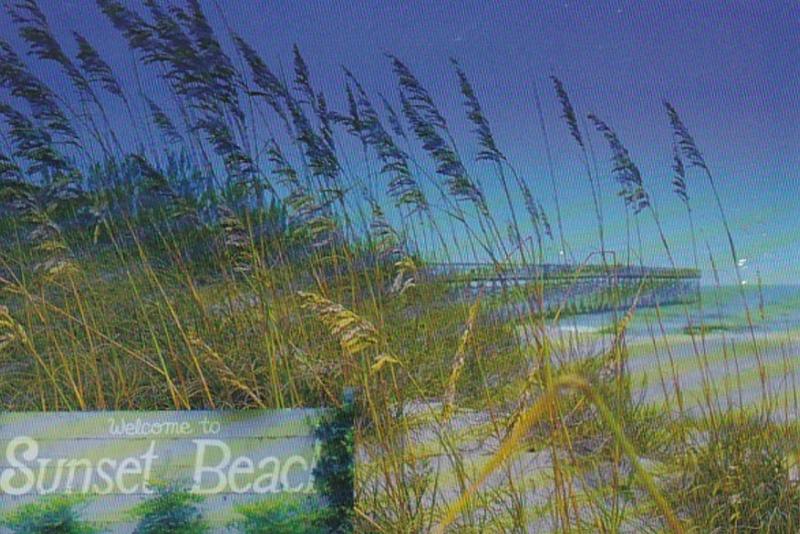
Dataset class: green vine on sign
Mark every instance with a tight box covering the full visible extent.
[312,389,356,533]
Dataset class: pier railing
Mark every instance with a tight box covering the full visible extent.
[420,262,700,281]
[418,262,701,315]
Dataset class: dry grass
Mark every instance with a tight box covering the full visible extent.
[0,2,797,531]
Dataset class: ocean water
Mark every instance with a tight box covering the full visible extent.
[560,284,800,338]
[532,285,800,417]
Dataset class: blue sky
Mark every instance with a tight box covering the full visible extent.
[2,1,799,284]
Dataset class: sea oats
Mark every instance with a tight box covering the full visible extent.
[0,305,29,350]
[297,291,378,355]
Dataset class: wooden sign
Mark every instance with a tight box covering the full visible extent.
[0,408,350,532]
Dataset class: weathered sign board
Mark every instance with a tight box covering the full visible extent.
[0,408,349,532]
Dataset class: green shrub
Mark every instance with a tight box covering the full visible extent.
[0,496,99,534]
[130,484,207,534]
[233,495,326,534]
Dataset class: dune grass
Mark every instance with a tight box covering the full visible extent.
[1,1,799,532]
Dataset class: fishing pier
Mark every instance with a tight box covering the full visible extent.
[420,262,702,315]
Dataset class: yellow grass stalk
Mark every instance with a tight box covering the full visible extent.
[433,374,685,534]
[297,291,378,355]
[0,303,71,408]
[441,298,480,421]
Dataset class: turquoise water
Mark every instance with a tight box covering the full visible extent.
[563,285,800,338]
[582,285,800,419]
[539,285,800,418]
